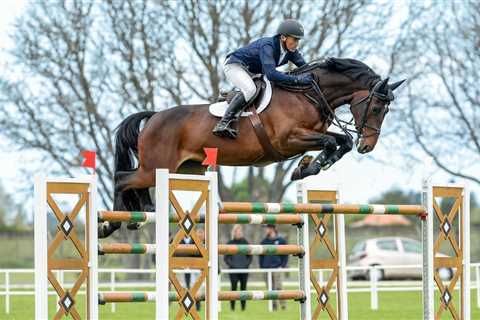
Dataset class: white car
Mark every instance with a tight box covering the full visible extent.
[348,237,453,280]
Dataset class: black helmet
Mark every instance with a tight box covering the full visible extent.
[277,19,304,39]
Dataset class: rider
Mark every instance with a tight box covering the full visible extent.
[212,19,314,139]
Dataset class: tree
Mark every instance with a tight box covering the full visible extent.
[387,1,479,186]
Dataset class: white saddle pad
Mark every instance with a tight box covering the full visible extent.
[209,75,272,118]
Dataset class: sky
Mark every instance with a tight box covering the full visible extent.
[0,1,477,209]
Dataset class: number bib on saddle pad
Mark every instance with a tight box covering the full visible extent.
[209,75,273,118]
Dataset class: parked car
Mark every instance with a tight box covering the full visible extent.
[348,237,453,280]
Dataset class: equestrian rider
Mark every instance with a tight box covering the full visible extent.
[212,19,313,139]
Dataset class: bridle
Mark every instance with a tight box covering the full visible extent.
[348,89,390,140]
[309,79,391,143]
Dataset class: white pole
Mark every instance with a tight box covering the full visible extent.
[296,181,311,320]
[337,185,348,320]
[462,183,471,319]
[267,271,273,312]
[206,171,219,320]
[5,271,9,314]
[156,169,170,320]
[88,175,99,320]
[371,266,378,310]
[422,179,434,320]
[110,271,116,313]
[34,174,48,320]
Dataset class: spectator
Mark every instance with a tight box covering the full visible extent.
[259,224,288,311]
[224,224,252,311]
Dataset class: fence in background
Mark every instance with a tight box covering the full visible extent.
[1,264,479,314]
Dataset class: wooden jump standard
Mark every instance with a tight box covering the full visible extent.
[34,169,470,320]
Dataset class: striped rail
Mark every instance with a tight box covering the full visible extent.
[98,290,306,304]
[220,202,426,216]
[98,243,304,256]
[98,211,304,225]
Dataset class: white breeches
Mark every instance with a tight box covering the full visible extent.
[223,61,256,101]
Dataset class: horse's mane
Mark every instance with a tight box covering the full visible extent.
[291,57,381,89]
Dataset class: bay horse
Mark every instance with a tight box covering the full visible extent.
[100,58,405,238]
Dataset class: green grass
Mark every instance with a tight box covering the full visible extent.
[0,290,479,319]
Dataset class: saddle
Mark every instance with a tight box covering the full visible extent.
[217,74,266,106]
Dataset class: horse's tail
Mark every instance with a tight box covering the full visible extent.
[114,111,156,172]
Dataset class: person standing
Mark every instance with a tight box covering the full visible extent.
[259,224,288,311]
[224,225,252,311]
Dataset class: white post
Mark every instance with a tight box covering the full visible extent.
[337,185,348,320]
[297,182,312,320]
[110,271,116,313]
[296,181,312,320]
[89,175,99,320]
[422,179,434,320]
[462,183,471,319]
[371,266,378,310]
[34,174,48,320]
[206,171,219,320]
[267,271,273,312]
[156,169,170,320]
[5,271,9,314]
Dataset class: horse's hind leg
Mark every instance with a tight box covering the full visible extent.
[99,170,154,238]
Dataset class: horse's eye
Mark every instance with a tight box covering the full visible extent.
[372,106,383,115]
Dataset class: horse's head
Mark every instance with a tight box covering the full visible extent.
[350,78,405,153]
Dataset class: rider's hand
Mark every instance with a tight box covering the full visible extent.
[295,73,314,85]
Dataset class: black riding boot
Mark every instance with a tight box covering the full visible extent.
[212,93,247,139]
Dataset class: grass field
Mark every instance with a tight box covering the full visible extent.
[0,290,478,319]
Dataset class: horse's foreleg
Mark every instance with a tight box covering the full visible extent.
[317,132,354,170]
[290,131,338,180]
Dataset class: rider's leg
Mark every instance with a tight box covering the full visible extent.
[213,62,256,139]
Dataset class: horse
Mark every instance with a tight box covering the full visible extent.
[99,58,405,238]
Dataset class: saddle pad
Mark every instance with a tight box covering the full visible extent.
[209,75,272,118]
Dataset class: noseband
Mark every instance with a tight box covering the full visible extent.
[349,91,390,139]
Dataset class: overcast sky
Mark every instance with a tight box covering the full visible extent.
[0,1,477,209]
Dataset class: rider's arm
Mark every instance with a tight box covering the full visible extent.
[290,50,306,67]
[260,44,302,85]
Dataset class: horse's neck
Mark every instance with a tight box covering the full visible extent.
[316,72,360,109]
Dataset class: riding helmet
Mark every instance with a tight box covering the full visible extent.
[277,19,305,39]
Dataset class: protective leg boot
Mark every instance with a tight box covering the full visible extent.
[212,93,247,139]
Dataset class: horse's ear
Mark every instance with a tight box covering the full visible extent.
[390,79,406,91]
[376,77,389,94]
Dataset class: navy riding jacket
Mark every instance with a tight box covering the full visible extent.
[226,35,306,85]
[259,235,288,268]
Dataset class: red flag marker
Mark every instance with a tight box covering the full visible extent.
[81,150,96,170]
[202,148,218,170]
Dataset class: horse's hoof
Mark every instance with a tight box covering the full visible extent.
[98,222,120,238]
[127,222,143,230]
[291,155,315,181]
[291,168,303,181]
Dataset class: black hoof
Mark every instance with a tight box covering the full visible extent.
[98,221,121,238]
[291,155,314,181]
[127,222,143,230]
